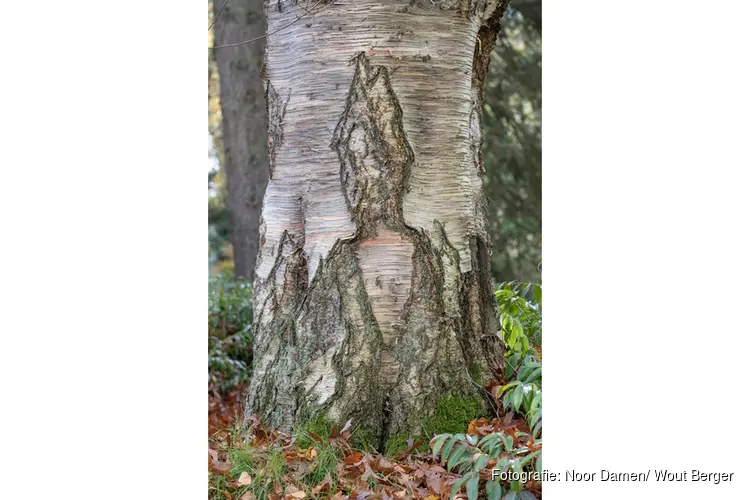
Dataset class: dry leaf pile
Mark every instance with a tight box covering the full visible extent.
[209,389,541,500]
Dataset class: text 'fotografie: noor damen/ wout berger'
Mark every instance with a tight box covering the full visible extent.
[490,469,735,484]
[567,469,734,484]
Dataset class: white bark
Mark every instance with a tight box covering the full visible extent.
[248,0,509,445]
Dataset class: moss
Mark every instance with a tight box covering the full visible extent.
[293,395,484,457]
[468,363,483,384]
[380,395,485,456]
[422,395,484,438]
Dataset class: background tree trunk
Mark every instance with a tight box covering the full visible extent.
[213,0,269,280]
[248,0,510,446]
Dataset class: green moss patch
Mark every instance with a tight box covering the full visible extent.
[422,395,485,437]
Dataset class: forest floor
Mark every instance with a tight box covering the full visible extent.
[208,386,542,500]
[208,279,542,499]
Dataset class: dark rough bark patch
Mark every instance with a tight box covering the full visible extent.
[469,0,509,173]
[467,0,510,260]
[332,52,415,239]
[302,243,385,429]
[384,228,469,435]
[472,1,509,90]
[279,247,308,315]
[266,81,290,180]
[462,236,504,379]
[328,53,421,444]
[256,214,267,263]
[381,221,503,439]
[245,230,309,431]
[402,0,505,18]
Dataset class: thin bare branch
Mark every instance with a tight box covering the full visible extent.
[212,0,332,49]
[208,0,230,32]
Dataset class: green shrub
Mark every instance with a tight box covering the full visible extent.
[430,431,541,500]
[495,281,542,438]
[431,281,543,499]
[209,272,254,336]
[495,281,541,357]
[209,273,254,394]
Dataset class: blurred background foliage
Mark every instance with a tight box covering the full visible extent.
[208,1,541,284]
[209,273,254,394]
[483,0,541,283]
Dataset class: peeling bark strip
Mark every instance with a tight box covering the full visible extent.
[247,0,510,443]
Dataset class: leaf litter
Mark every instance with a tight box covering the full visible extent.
[209,386,541,499]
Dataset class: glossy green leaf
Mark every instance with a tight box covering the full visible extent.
[466,474,479,500]
[512,459,523,475]
[486,480,503,500]
[479,433,500,449]
[502,434,514,452]
[520,450,540,466]
[450,476,468,499]
[431,434,449,460]
[512,385,524,410]
[447,444,469,472]
[500,381,521,394]
[526,367,542,384]
[441,435,459,462]
[474,454,489,472]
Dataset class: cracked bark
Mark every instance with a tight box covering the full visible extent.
[247,0,510,445]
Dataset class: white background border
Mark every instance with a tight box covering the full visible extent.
[1,1,748,498]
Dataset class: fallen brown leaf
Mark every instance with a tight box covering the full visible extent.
[426,474,442,494]
[285,486,306,499]
[344,452,364,464]
[209,455,232,476]
[237,471,253,486]
[312,473,333,494]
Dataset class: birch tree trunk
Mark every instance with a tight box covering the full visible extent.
[248,0,510,445]
[214,0,269,280]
